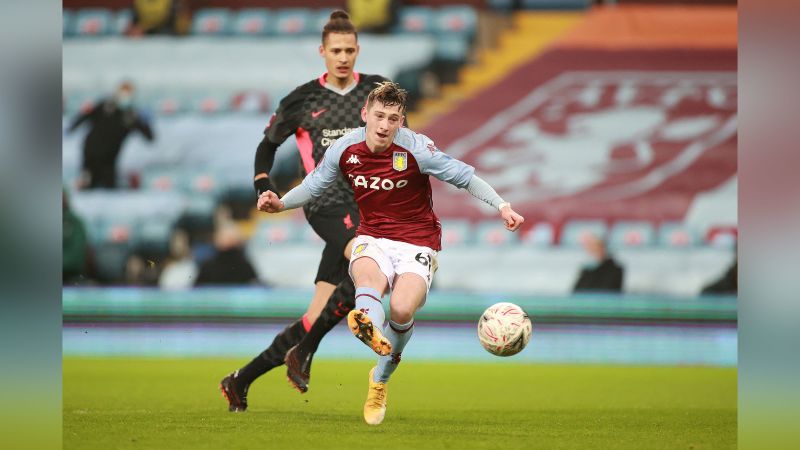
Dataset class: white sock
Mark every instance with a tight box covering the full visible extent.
[374,319,414,383]
[355,287,385,329]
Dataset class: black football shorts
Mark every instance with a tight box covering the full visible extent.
[306,205,360,285]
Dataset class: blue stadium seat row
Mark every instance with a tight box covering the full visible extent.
[64,6,478,38]
[63,90,274,116]
[250,218,736,249]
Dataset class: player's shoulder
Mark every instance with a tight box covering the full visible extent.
[393,127,437,156]
[328,127,366,155]
[282,78,322,102]
[358,73,390,90]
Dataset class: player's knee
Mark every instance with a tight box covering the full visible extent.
[390,302,416,324]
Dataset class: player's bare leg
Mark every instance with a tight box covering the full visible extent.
[305,281,336,324]
[348,257,391,356]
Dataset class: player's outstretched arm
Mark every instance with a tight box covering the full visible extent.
[257,182,316,213]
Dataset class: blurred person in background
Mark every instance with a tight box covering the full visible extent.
[220,10,398,412]
[573,234,624,293]
[124,253,160,286]
[348,0,400,34]
[66,81,155,189]
[158,228,198,290]
[63,190,91,285]
[194,223,258,286]
[127,0,191,37]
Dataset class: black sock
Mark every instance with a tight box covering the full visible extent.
[237,318,307,385]
[297,277,355,356]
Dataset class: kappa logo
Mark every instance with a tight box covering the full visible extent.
[346,154,361,164]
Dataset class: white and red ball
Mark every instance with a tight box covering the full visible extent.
[477,302,532,357]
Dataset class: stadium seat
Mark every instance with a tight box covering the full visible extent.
[519,0,592,10]
[64,91,98,116]
[486,0,515,12]
[231,9,273,36]
[91,242,130,282]
[705,226,737,249]
[187,92,231,114]
[608,221,656,249]
[521,222,555,247]
[145,91,189,116]
[63,10,75,37]
[73,9,113,36]
[191,8,232,36]
[251,220,301,246]
[113,9,133,35]
[435,34,470,63]
[183,173,223,196]
[475,220,519,246]
[274,9,313,36]
[312,9,336,33]
[658,222,700,248]
[440,219,474,247]
[560,220,607,247]
[135,218,174,255]
[434,6,478,38]
[230,90,271,114]
[395,7,435,34]
[141,170,179,192]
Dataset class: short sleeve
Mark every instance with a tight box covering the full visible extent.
[264,85,307,144]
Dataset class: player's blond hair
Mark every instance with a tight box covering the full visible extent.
[366,81,408,113]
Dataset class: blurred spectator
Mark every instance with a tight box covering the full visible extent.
[124,253,160,286]
[194,224,259,286]
[127,0,191,37]
[63,190,91,285]
[701,258,737,295]
[348,0,400,34]
[159,228,199,290]
[573,234,624,293]
[67,81,155,189]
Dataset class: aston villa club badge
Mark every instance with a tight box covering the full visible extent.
[393,151,408,171]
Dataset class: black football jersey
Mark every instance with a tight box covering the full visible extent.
[264,72,389,217]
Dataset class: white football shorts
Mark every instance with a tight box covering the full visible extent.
[348,235,439,292]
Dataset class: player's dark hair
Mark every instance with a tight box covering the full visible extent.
[366,81,408,113]
[322,10,357,44]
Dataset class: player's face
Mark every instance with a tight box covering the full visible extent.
[362,101,405,152]
[319,33,359,84]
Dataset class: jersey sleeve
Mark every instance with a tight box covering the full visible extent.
[406,130,475,189]
[263,84,308,144]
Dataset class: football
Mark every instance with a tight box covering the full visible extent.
[477,302,532,356]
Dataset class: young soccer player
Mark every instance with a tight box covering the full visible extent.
[220,10,394,411]
[257,82,524,425]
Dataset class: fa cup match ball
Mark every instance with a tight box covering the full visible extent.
[477,302,532,357]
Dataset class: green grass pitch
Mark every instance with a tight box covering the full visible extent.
[64,358,736,449]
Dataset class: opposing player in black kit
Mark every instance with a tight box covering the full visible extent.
[220,10,393,410]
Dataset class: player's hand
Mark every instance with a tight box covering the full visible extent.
[500,205,524,231]
[257,190,284,213]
